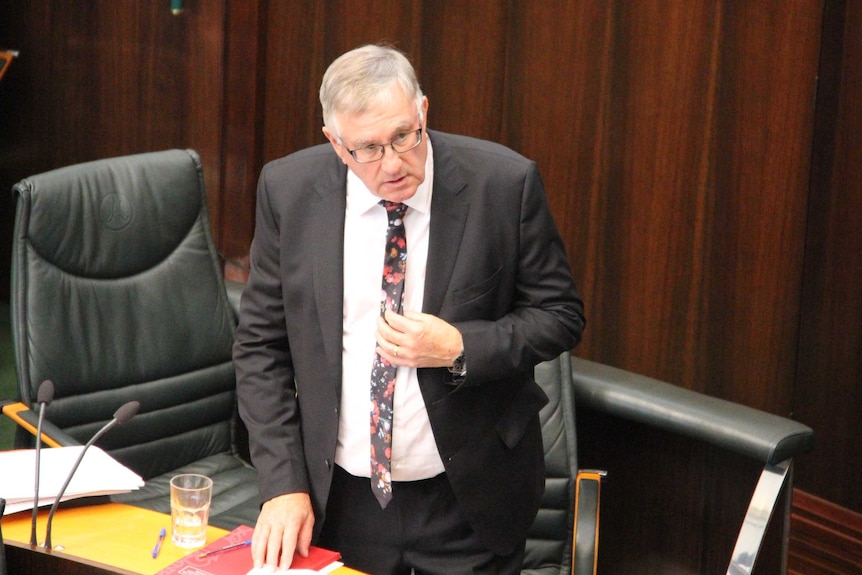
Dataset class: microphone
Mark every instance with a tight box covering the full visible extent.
[43,400,140,550]
[31,380,55,546]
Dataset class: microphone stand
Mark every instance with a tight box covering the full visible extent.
[31,380,54,547]
[43,400,140,551]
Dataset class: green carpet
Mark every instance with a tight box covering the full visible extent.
[1,300,18,449]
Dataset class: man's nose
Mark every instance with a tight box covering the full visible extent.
[380,145,402,171]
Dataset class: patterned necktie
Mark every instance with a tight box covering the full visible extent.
[369,200,408,508]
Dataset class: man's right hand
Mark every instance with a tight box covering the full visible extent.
[251,492,315,571]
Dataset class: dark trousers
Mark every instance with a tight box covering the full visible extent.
[318,465,525,575]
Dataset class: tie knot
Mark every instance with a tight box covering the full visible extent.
[379,200,407,222]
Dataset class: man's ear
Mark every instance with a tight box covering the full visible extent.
[322,127,351,165]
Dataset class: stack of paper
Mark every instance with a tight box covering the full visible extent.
[0,445,145,515]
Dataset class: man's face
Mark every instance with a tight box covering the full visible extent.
[324,84,429,203]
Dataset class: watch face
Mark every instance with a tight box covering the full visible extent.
[451,352,466,374]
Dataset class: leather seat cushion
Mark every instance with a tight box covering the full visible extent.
[112,452,259,530]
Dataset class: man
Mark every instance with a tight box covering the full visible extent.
[234,44,585,575]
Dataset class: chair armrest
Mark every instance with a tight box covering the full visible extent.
[569,357,814,465]
[1,400,81,448]
[572,469,604,575]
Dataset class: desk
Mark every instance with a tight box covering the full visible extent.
[2,503,363,574]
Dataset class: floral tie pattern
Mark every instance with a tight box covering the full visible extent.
[369,200,407,508]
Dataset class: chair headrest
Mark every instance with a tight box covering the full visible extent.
[14,149,203,279]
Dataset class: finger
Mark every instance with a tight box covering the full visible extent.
[379,313,409,343]
[277,526,299,571]
[374,322,395,354]
[376,342,403,364]
[377,314,397,340]
[376,317,410,359]
[383,308,415,331]
[294,513,315,558]
[250,522,270,568]
[266,525,289,570]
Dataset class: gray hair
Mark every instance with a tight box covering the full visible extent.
[320,44,425,137]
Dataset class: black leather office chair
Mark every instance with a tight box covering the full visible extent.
[522,351,814,575]
[3,149,258,529]
[523,352,602,575]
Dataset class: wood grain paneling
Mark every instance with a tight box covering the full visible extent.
[504,0,616,288]
[524,2,822,413]
[219,0,266,257]
[789,490,862,574]
[795,0,862,514]
[259,1,423,165]
[703,3,821,409]
[419,1,509,141]
[0,0,227,252]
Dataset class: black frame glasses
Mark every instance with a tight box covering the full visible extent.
[345,127,423,163]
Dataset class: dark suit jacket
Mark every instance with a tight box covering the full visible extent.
[234,130,585,555]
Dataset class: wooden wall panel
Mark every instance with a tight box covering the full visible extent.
[418,1,509,142]
[795,0,862,513]
[0,0,227,294]
[501,3,822,572]
[702,3,821,409]
[789,490,862,574]
[504,0,615,290]
[512,2,821,413]
[0,1,226,230]
[220,0,267,258]
[260,0,328,161]
[259,1,424,165]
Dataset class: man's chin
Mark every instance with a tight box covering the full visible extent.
[375,180,419,202]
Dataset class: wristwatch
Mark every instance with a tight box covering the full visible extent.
[448,350,467,377]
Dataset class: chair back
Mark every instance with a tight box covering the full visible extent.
[10,150,238,480]
[522,352,579,574]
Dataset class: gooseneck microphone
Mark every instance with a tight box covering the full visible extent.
[31,380,55,546]
[43,400,140,550]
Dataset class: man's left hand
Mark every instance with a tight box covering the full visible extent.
[376,309,462,368]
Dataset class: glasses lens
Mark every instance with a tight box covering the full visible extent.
[350,128,422,163]
[392,129,422,153]
[353,146,383,163]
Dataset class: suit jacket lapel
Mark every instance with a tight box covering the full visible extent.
[424,132,470,317]
[310,165,347,368]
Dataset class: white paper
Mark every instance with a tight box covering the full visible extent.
[0,445,144,515]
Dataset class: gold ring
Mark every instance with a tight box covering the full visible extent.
[393,345,399,357]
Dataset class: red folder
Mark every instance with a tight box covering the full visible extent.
[156,524,341,574]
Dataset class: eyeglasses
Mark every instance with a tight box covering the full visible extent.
[344,128,423,163]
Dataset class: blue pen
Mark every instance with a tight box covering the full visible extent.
[197,538,252,558]
[152,527,166,558]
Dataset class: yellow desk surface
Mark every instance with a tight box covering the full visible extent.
[2,502,363,574]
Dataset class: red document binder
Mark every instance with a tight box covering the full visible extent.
[156,524,342,574]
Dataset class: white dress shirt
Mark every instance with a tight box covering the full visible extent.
[336,139,445,481]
